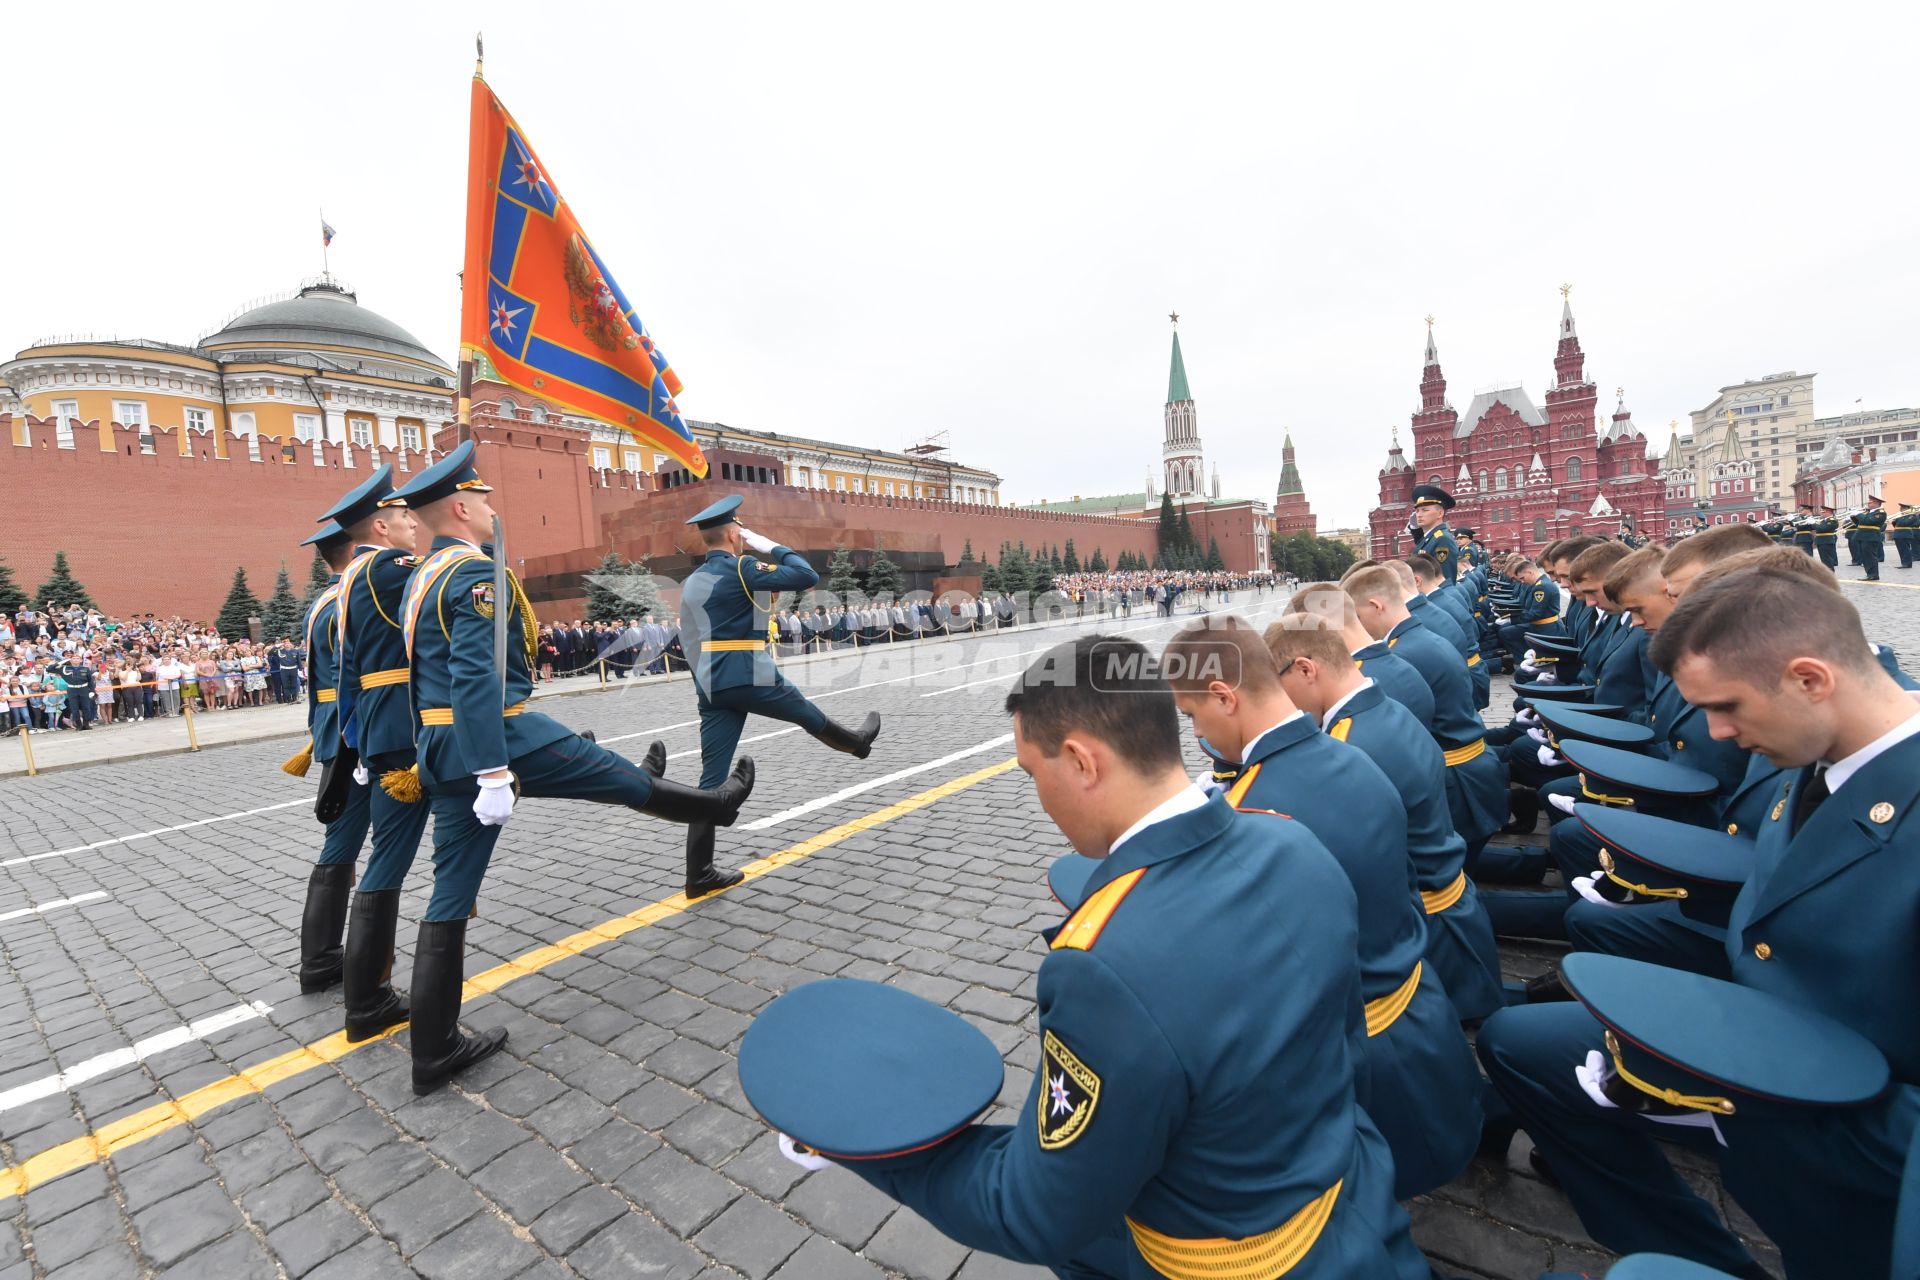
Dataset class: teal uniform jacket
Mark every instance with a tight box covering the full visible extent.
[1228,715,1482,1199]
[1432,581,1477,638]
[302,576,371,867]
[1465,540,1489,571]
[1352,642,1436,731]
[404,537,571,785]
[1563,597,1594,649]
[1588,618,1651,718]
[1645,673,1750,796]
[335,546,421,763]
[681,545,819,697]
[1417,523,1459,584]
[1326,682,1504,1022]
[1410,592,1488,710]
[1893,511,1920,556]
[851,797,1429,1279]
[304,579,347,763]
[1516,579,1564,630]
[1385,616,1508,847]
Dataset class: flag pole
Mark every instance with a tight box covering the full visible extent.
[457,32,484,447]
[320,207,330,281]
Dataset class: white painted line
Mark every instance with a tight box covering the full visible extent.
[742,734,1016,831]
[0,1000,273,1112]
[0,891,110,923]
[920,672,1021,698]
[1,801,308,869]
[664,726,802,762]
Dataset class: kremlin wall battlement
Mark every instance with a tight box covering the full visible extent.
[1,410,1255,623]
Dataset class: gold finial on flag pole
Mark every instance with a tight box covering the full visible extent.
[475,32,485,73]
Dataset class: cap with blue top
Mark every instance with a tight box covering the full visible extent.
[1532,703,1655,750]
[686,494,745,530]
[387,439,492,509]
[1526,635,1582,663]
[301,519,351,550]
[738,979,1004,1160]
[1572,803,1752,922]
[317,463,397,529]
[1556,740,1719,817]
[1411,484,1455,510]
[1048,854,1100,912]
[1513,681,1599,704]
[1559,953,1890,1120]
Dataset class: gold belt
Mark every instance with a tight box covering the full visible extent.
[702,640,766,652]
[1127,1180,1342,1279]
[359,668,410,689]
[1443,739,1486,766]
[1466,653,1482,667]
[1420,871,1468,915]
[315,688,337,703]
[1534,614,1560,625]
[1365,961,1423,1037]
[419,700,527,726]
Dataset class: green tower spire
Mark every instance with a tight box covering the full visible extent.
[1167,325,1191,404]
[1276,432,1304,495]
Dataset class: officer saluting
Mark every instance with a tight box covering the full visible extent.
[679,496,881,897]
[390,442,757,1095]
[1408,483,1460,583]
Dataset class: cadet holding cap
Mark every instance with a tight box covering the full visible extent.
[678,494,883,897]
[1479,569,1920,1278]
[387,441,757,1095]
[767,634,1429,1279]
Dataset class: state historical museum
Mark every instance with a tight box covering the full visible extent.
[1369,295,1664,558]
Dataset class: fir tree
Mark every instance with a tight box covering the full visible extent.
[996,543,1031,597]
[1156,493,1179,560]
[1029,553,1055,600]
[1176,505,1197,558]
[33,552,97,613]
[826,546,862,603]
[958,537,976,565]
[261,564,303,641]
[1062,539,1080,574]
[0,553,27,615]
[978,559,1001,593]
[216,566,263,640]
[865,541,904,601]
[1088,546,1107,573]
[1048,545,1063,574]
[303,548,332,611]
[583,550,630,624]
[1205,537,1225,572]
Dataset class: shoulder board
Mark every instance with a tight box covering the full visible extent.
[1051,868,1147,952]
[1329,717,1353,742]
[395,555,421,568]
[1225,762,1263,808]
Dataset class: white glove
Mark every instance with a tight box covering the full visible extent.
[739,528,778,555]
[473,774,516,827]
[1535,671,1559,686]
[1526,727,1550,745]
[352,764,370,786]
[778,1133,832,1171]
[1193,767,1224,797]
[1515,707,1540,727]
[1549,792,1578,816]
[1522,649,1537,664]
[1574,1050,1618,1109]
[1571,875,1623,907]
[1517,664,1541,682]
[1536,745,1563,768]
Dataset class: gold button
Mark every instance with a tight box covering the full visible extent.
[1726,823,1738,835]
[1675,740,1686,750]
[1754,942,1772,960]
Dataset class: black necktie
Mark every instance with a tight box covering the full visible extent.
[1791,766,1830,836]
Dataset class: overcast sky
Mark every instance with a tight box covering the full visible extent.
[7,1,1916,527]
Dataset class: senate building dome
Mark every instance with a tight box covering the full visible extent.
[201,281,451,377]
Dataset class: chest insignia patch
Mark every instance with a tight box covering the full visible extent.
[1038,1030,1100,1151]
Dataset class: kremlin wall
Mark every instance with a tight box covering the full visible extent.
[1,288,1297,620]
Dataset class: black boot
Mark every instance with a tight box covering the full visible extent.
[409,919,507,1096]
[811,712,881,760]
[1521,968,1575,1004]
[684,822,742,899]
[641,739,666,777]
[580,729,598,745]
[639,758,755,826]
[298,863,355,993]
[1503,788,1540,836]
[343,890,411,1043]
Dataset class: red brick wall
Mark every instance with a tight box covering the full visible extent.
[0,413,436,622]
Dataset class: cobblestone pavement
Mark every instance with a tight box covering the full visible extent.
[0,582,1907,1280]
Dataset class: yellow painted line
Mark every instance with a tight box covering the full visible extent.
[0,756,1020,1199]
